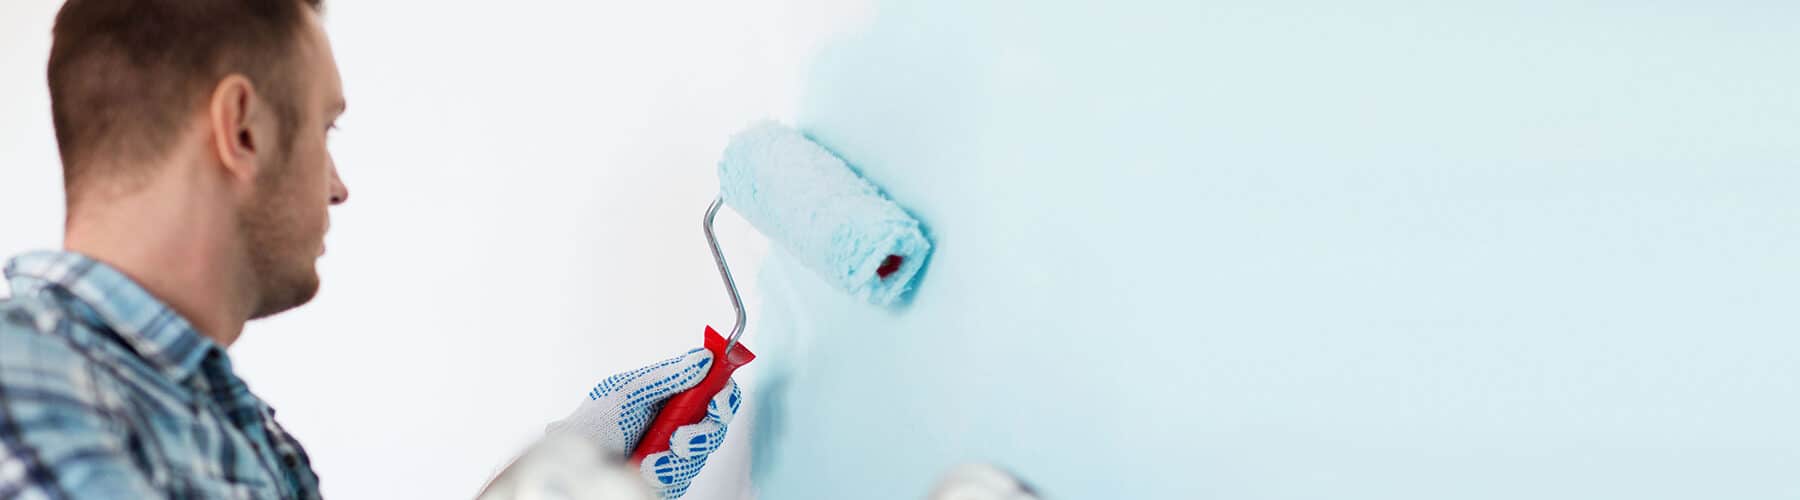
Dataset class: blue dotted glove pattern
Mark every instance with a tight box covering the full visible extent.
[640,378,741,499]
[544,348,742,499]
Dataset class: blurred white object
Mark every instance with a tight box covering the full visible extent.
[477,434,653,500]
[928,464,1042,500]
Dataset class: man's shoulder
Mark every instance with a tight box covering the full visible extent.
[0,292,73,344]
[0,293,106,383]
[0,295,163,499]
[0,293,138,440]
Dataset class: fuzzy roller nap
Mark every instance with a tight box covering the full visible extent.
[718,121,933,306]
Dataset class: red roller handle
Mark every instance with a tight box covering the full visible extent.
[630,326,755,462]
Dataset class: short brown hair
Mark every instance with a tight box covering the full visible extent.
[47,0,324,192]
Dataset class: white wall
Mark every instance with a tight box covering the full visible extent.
[0,1,870,498]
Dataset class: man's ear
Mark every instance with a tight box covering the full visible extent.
[208,75,262,183]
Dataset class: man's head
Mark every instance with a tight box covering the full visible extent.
[49,0,348,320]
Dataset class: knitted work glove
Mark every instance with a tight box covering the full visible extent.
[545,349,741,499]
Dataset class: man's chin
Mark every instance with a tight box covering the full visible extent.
[250,270,321,320]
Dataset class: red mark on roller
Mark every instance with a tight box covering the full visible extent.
[875,255,904,279]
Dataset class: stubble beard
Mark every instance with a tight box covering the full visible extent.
[241,149,321,320]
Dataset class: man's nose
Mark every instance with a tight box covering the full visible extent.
[328,162,349,205]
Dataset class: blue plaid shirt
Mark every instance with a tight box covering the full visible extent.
[0,251,322,499]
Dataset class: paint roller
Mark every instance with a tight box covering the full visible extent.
[629,121,933,461]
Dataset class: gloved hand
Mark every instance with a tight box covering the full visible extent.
[545,349,742,499]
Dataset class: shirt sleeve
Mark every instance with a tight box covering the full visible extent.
[0,307,162,498]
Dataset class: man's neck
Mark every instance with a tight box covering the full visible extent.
[63,163,254,348]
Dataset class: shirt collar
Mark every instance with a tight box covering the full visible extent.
[5,250,219,381]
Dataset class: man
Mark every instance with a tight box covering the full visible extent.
[0,1,738,498]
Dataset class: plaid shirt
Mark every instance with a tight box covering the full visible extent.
[0,251,322,499]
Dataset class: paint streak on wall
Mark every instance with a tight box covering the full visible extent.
[747,1,1800,498]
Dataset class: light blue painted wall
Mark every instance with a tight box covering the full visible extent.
[746,1,1800,498]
